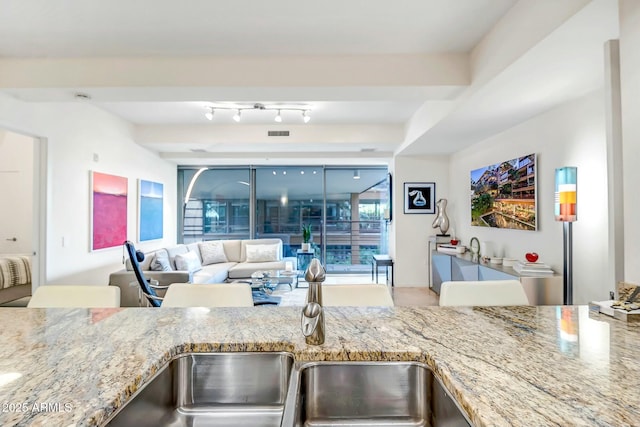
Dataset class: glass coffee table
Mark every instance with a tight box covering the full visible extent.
[249,270,301,292]
[233,270,301,305]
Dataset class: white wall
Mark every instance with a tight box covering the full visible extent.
[449,91,609,304]
[619,0,640,284]
[391,155,449,286]
[0,130,33,255]
[0,93,177,286]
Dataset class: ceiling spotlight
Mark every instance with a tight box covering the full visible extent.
[300,170,305,175]
[353,170,361,180]
[283,171,287,175]
[204,104,312,123]
[272,170,276,175]
[313,170,317,174]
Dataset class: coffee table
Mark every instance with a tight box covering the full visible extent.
[232,270,301,304]
[251,269,300,290]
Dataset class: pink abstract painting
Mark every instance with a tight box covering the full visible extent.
[92,171,128,250]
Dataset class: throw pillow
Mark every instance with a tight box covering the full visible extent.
[174,251,202,272]
[150,252,172,272]
[198,241,228,265]
[245,244,279,263]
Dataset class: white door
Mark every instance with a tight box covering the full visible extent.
[0,129,37,284]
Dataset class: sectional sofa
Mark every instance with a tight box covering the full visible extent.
[0,255,31,305]
[109,238,297,306]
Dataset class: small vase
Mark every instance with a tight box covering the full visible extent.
[301,243,310,252]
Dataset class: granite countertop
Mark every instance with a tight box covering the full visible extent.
[0,305,638,427]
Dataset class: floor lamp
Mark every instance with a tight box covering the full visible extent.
[555,167,577,305]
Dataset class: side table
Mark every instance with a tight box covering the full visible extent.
[296,249,315,276]
[372,254,394,287]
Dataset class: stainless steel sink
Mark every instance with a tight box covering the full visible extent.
[282,361,472,427]
[104,352,294,427]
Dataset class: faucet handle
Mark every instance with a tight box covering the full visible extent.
[305,258,326,283]
[301,302,322,337]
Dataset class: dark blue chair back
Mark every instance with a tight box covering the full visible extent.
[124,240,161,307]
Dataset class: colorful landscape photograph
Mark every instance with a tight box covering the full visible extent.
[470,153,536,230]
[139,179,164,241]
[91,171,128,250]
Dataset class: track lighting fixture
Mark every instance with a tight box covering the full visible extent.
[353,170,361,180]
[204,103,312,123]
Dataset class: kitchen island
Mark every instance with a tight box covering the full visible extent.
[0,305,638,427]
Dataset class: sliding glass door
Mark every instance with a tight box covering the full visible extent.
[179,168,251,243]
[178,166,390,274]
[255,167,323,259]
[324,168,389,273]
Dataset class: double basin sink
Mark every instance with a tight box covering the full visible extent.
[104,352,472,427]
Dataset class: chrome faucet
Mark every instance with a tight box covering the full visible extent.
[301,258,326,345]
[469,236,480,263]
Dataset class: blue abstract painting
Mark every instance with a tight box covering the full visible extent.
[138,179,163,241]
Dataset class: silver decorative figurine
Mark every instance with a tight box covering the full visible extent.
[432,198,450,236]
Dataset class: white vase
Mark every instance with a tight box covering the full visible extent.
[301,243,310,252]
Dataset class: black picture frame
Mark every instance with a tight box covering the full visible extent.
[404,182,435,214]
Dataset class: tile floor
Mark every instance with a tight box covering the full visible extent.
[391,287,440,307]
[294,274,440,307]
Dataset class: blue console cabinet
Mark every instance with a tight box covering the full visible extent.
[430,251,562,305]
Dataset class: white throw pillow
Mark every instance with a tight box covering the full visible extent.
[245,244,279,263]
[198,241,228,265]
[174,251,202,272]
[150,252,172,271]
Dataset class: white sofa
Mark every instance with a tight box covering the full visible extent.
[109,238,297,306]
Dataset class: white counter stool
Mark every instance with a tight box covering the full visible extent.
[27,285,121,308]
[322,284,394,307]
[162,283,254,307]
[439,280,530,306]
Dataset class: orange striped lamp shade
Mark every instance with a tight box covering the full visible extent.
[555,167,577,222]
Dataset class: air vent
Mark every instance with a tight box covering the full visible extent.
[268,130,290,137]
[190,148,207,153]
[361,148,376,152]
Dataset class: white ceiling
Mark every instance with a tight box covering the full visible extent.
[400,0,620,155]
[96,101,426,125]
[0,0,516,57]
[0,0,620,163]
